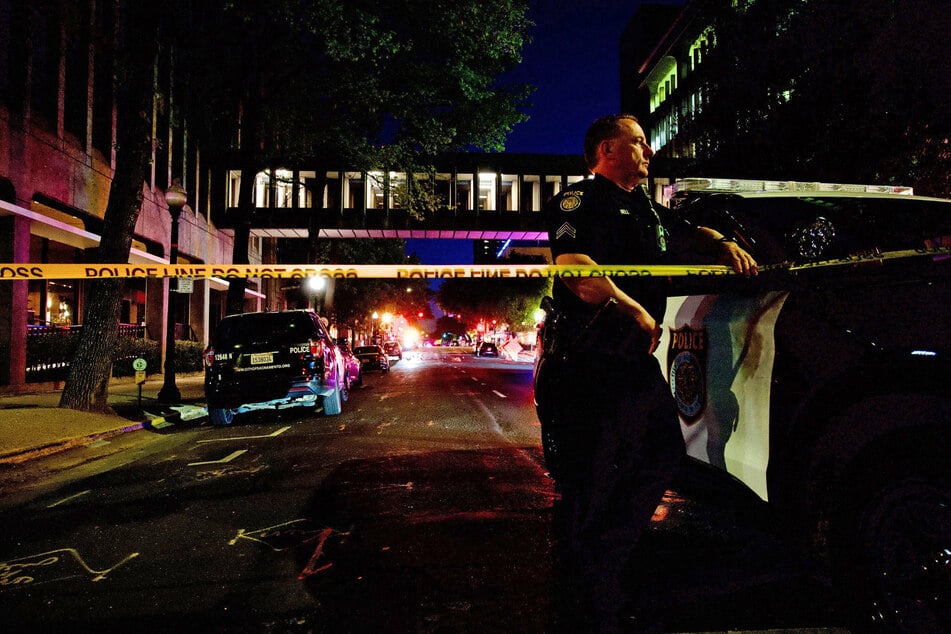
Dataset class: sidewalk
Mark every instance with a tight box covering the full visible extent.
[0,373,208,464]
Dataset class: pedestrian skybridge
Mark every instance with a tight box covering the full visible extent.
[212,153,587,241]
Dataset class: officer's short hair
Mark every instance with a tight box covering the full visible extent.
[583,114,639,169]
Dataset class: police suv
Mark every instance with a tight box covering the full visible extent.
[644,178,950,632]
[203,309,349,425]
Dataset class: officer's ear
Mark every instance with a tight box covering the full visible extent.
[599,139,613,161]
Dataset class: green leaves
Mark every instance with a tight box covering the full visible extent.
[186,0,532,170]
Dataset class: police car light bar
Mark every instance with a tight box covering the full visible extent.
[665,177,914,198]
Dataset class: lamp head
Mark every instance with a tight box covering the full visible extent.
[165,178,187,209]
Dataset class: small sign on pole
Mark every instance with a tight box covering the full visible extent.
[133,358,147,410]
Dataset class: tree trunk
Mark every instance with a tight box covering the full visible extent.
[60,2,158,412]
[225,101,262,315]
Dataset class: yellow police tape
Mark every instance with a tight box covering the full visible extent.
[0,247,948,280]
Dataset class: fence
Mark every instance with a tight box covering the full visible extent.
[25,323,147,383]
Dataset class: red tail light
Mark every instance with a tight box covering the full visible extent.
[203,347,215,368]
[309,338,324,358]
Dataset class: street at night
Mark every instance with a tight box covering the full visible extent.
[0,351,846,633]
[3,1,949,632]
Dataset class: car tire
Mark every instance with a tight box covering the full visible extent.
[832,452,950,633]
[341,373,351,403]
[323,376,343,415]
[209,407,235,426]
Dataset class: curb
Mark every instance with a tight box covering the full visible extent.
[0,421,147,465]
[0,406,209,466]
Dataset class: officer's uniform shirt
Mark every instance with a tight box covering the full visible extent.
[545,174,692,324]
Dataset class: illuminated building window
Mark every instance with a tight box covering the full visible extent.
[647,56,677,113]
[478,172,496,211]
[689,28,714,72]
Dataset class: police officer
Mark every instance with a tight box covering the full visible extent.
[536,114,757,632]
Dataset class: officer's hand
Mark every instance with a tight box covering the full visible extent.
[648,322,662,354]
[637,313,662,355]
[719,241,758,276]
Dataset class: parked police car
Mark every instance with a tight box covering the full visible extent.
[649,178,950,632]
[204,309,348,425]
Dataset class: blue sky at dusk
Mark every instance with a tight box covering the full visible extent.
[405,0,685,265]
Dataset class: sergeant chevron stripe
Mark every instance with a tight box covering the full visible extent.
[555,222,577,240]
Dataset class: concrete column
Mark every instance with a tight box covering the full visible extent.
[0,215,30,389]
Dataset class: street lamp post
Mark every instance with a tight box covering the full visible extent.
[305,276,327,312]
[158,178,187,403]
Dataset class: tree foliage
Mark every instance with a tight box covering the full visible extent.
[294,238,433,330]
[182,0,534,312]
[59,0,532,410]
[436,254,550,331]
[683,0,951,196]
[390,172,447,221]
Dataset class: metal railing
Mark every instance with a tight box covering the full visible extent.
[25,322,147,383]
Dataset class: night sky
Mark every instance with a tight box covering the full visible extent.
[406,0,686,265]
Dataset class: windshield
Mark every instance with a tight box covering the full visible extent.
[215,312,317,347]
[685,195,951,264]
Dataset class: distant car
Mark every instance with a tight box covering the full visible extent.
[203,310,347,426]
[383,341,403,360]
[476,342,499,357]
[353,345,389,373]
[335,339,363,388]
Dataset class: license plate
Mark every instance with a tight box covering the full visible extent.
[250,352,274,365]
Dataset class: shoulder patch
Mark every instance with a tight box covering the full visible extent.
[559,193,583,212]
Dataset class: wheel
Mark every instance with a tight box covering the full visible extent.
[830,438,951,634]
[323,375,343,415]
[839,477,951,633]
[209,406,235,426]
[341,373,351,403]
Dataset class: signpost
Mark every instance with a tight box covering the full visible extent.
[133,358,147,409]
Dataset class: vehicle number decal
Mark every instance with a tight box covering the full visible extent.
[250,352,274,365]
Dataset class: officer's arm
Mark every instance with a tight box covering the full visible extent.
[554,252,662,352]
[692,226,758,276]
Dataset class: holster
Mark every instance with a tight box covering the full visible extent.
[538,296,646,365]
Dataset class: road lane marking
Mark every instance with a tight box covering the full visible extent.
[492,390,507,398]
[197,426,290,443]
[188,449,247,466]
[47,490,90,508]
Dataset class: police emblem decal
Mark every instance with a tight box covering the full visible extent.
[667,326,708,424]
[559,193,582,212]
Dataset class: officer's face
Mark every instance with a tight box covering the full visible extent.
[614,119,654,182]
